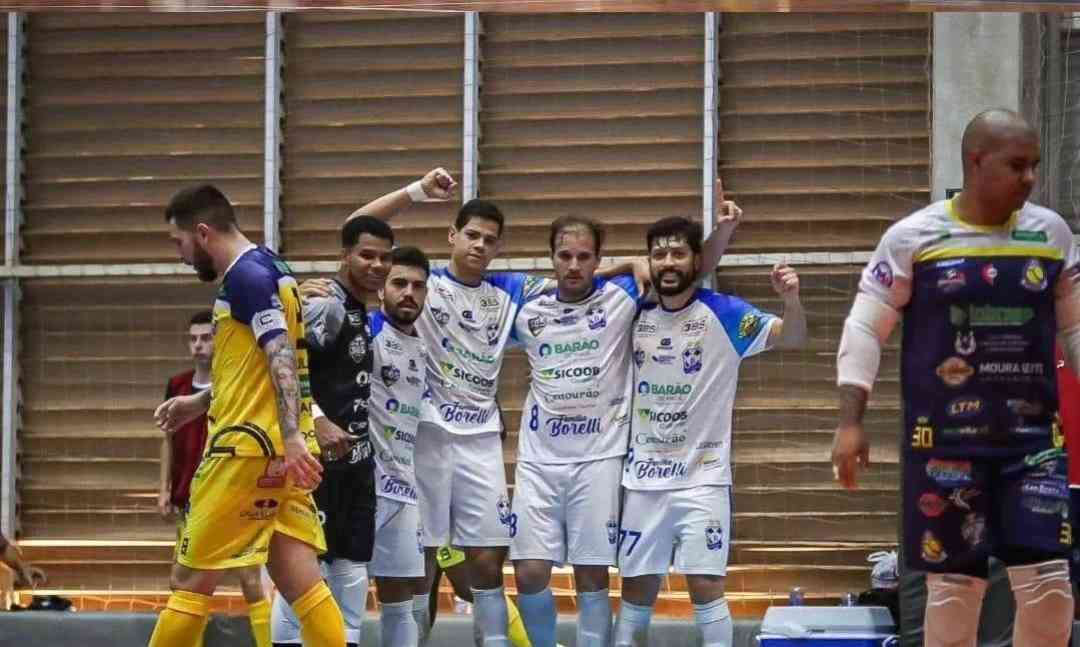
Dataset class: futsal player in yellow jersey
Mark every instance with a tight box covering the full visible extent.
[149,184,346,647]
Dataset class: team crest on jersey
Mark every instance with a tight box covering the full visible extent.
[587,304,607,330]
[346,310,366,328]
[871,261,893,288]
[738,312,762,339]
[381,365,400,387]
[1021,259,1048,292]
[682,340,703,375]
[429,306,451,326]
[954,331,976,356]
[705,523,724,551]
[606,518,619,545]
[436,285,455,303]
[349,335,368,363]
[528,316,547,337]
[485,321,500,346]
[496,495,517,538]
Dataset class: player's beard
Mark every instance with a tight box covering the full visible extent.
[652,268,693,296]
[192,242,218,283]
[387,299,421,328]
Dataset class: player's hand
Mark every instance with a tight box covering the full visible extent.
[15,565,46,589]
[155,394,206,436]
[714,178,742,227]
[314,417,355,463]
[770,263,800,299]
[298,278,334,302]
[831,423,870,491]
[420,167,457,201]
[284,434,323,491]
[630,257,653,297]
[156,489,176,520]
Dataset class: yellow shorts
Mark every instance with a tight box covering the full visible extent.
[176,456,326,571]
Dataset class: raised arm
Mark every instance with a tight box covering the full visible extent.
[346,167,457,223]
[765,263,808,350]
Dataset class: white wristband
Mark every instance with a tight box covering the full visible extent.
[311,403,326,421]
[406,180,428,204]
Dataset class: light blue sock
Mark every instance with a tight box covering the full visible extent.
[412,594,431,646]
[576,589,612,647]
[693,598,733,647]
[471,586,510,647]
[613,600,653,647]
[381,599,419,647]
[516,588,557,647]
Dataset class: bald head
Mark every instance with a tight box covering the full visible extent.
[957,108,1040,217]
[961,109,1038,171]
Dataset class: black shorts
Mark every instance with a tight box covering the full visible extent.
[314,462,376,562]
[904,446,1072,575]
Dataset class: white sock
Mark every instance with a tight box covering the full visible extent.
[613,600,653,647]
[380,599,419,647]
[517,588,557,647]
[471,586,510,647]
[576,589,612,647]
[327,559,369,646]
[269,590,302,644]
[694,598,733,647]
[413,593,432,646]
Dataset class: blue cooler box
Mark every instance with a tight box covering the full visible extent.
[757,606,897,647]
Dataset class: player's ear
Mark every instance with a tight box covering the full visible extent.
[448,226,457,248]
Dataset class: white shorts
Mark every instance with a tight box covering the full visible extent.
[617,485,732,578]
[270,558,369,644]
[415,423,511,547]
[369,496,425,578]
[510,457,622,566]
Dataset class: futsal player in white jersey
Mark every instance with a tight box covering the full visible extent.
[508,188,741,647]
[336,174,555,646]
[368,246,432,647]
[613,216,808,647]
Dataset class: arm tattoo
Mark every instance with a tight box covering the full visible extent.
[838,384,869,427]
[264,334,302,443]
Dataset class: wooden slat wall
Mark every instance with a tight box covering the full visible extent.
[20,13,265,264]
[19,278,214,546]
[280,12,463,260]
[478,13,704,257]
[718,12,931,252]
[1059,17,1079,224]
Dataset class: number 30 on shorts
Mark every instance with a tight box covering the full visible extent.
[618,529,642,556]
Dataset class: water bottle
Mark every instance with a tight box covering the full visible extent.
[789,587,804,606]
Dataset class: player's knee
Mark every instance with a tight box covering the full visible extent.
[169,564,218,595]
[1009,560,1074,644]
[686,574,725,605]
[465,548,505,589]
[924,573,986,647]
[620,575,661,607]
[238,567,266,603]
[572,565,610,593]
[512,560,551,594]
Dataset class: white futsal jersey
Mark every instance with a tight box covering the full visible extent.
[623,288,776,490]
[369,310,427,505]
[512,275,643,463]
[416,268,549,435]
